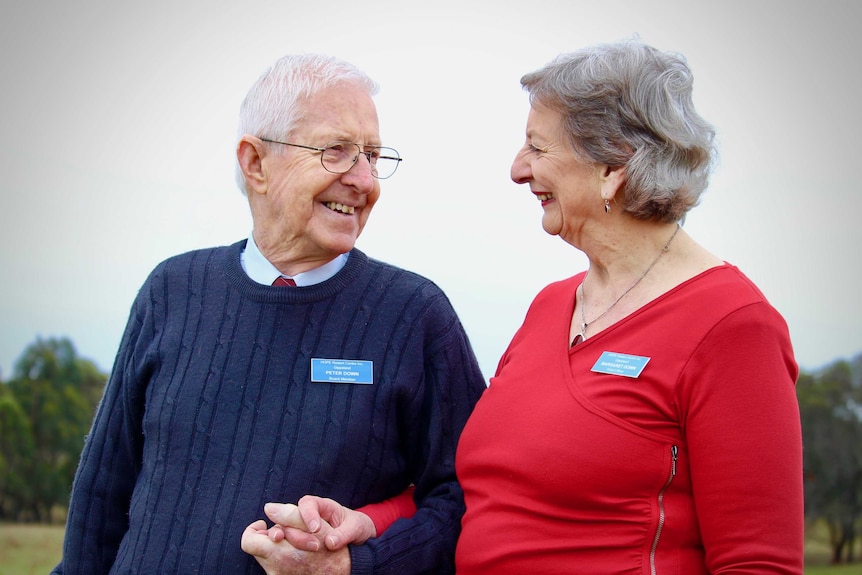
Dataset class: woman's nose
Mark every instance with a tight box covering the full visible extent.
[510,149,531,184]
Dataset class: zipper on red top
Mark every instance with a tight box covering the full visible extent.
[650,445,678,575]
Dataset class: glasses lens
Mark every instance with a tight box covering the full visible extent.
[371,147,401,179]
[321,143,357,174]
[320,142,401,178]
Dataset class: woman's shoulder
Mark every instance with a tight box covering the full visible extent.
[678,263,770,307]
[662,263,790,339]
[533,271,586,301]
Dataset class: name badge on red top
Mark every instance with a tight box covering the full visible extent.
[591,351,650,379]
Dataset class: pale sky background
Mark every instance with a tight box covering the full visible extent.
[1,0,860,380]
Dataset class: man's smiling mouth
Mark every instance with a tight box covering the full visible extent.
[323,201,355,215]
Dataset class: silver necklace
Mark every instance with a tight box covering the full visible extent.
[577,224,681,342]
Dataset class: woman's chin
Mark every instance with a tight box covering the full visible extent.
[540,216,562,237]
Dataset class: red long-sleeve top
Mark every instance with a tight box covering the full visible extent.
[456,264,803,574]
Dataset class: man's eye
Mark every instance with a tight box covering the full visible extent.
[326,143,349,154]
[359,148,381,164]
[324,144,352,160]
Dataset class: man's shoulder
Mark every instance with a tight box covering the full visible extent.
[147,241,242,282]
[361,252,444,294]
[358,253,468,344]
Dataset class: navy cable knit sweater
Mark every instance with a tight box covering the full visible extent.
[52,240,486,575]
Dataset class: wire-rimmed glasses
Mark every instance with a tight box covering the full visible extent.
[260,139,402,179]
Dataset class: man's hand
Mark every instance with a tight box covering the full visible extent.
[241,519,351,575]
[266,496,377,551]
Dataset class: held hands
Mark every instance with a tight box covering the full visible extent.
[241,496,377,575]
[267,496,377,551]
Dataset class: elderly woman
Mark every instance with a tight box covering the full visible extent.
[454,40,803,574]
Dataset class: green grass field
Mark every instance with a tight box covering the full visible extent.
[1,521,858,575]
[0,524,65,575]
[803,520,861,575]
[804,567,860,575]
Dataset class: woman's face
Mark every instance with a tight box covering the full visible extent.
[510,103,604,241]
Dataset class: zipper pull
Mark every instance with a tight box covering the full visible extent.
[671,445,678,477]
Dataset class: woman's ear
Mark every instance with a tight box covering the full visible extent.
[600,164,626,201]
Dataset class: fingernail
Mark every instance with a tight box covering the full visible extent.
[306,540,320,551]
[327,535,339,547]
[308,519,320,532]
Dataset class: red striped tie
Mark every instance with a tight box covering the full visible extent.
[272,276,296,287]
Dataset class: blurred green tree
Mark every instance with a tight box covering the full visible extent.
[0,387,35,519]
[0,337,106,521]
[799,355,862,564]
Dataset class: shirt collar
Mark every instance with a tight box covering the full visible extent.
[240,234,349,287]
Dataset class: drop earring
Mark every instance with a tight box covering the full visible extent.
[604,199,611,214]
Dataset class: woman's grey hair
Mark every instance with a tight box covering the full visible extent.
[521,39,716,222]
[234,54,379,195]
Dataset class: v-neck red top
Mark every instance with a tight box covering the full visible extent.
[456,265,803,575]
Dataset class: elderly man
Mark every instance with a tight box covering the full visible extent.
[52,54,486,575]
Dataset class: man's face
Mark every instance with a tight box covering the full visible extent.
[253,82,382,272]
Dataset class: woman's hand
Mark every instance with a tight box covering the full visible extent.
[264,496,377,551]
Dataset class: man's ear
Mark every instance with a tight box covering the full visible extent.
[237,136,268,195]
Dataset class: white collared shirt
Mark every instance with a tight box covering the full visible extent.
[240,234,348,287]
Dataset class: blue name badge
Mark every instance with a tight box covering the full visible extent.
[590,351,650,379]
[310,358,374,384]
